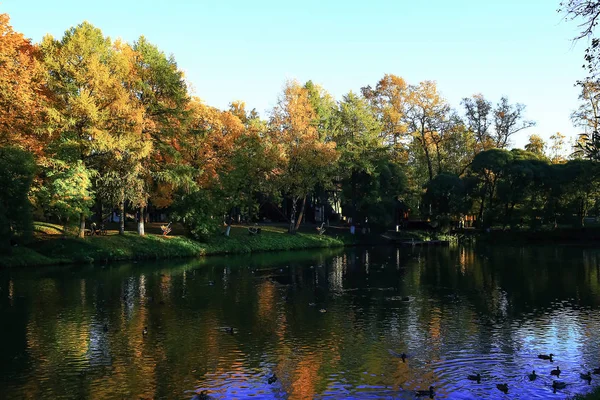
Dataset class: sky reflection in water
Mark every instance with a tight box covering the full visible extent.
[1,245,600,399]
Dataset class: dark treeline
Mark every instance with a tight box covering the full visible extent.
[2,13,600,252]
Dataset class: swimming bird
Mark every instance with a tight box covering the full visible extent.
[401,296,410,302]
[387,349,407,362]
[208,281,215,286]
[191,390,210,400]
[528,370,537,381]
[594,367,600,375]
[552,380,567,391]
[415,386,434,398]
[268,374,277,384]
[496,383,508,394]
[142,326,148,336]
[538,353,554,361]
[551,366,561,376]
[467,373,481,383]
[581,371,592,383]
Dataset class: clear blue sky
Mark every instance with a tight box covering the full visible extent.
[2,0,588,149]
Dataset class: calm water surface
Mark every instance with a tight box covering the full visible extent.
[1,245,600,399]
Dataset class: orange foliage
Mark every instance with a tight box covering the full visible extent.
[0,14,48,154]
[184,98,244,187]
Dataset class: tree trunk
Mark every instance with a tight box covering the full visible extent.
[420,126,434,181]
[78,213,85,238]
[137,206,145,236]
[351,169,357,225]
[288,198,298,233]
[119,188,125,235]
[295,196,307,230]
[423,140,434,181]
[477,195,485,228]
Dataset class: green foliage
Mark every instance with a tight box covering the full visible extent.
[0,146,36,249]
[170,188,225,241]
[38,160,94,224]
[423,173,471,218]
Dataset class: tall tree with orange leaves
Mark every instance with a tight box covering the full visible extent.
[0,14,47,154]
[361,74,410,159]
[269,80,338,233]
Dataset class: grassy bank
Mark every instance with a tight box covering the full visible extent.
[0,224,352,268]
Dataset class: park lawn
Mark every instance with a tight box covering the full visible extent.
[1,224,348,268]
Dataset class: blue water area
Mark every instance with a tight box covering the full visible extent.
[1,245,600,399]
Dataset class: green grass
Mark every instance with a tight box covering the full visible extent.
[0,225,350,268]
[33,221,65,235]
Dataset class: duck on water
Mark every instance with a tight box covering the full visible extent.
[415,386,435,398]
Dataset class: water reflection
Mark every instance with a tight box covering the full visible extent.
[1,246,600,399]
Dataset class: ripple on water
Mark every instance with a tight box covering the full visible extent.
[2,246,600,399]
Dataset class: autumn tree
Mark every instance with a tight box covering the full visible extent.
[361,74,410,157]
[549,132,567,163]
[524,134,546,156]
[130,37,189,234]
[0,14,47,154]
[404,80,451,182]
[169,98,245,239]
[40,22,145,237]
[269,80,338,233]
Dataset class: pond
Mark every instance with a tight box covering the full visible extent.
[1,245,600,399]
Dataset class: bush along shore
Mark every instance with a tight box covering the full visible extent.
[0,225,360,268]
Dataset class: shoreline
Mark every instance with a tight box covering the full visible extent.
[5,225,600,269]
[0,228,357,268]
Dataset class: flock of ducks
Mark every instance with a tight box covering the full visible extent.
[392,352,599,398]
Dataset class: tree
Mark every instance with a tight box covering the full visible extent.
[572,80,600,160]
[130,37,190,234]
[40,23,145,237]
[361,74,410,157]
[469,149,513,226]
[559,0,600,78]
[170,98,245,238]
[334,91,384,224]
[524,134,546,156]
[269,80,338,233]
[221,103,279,221]
[549,132,567,163]
[423,173,471,222]
[0,147,36,252]
[462,94,493,152]
[492,97,535,149]
[0,14,48,154]
[438,116,477,176]
[39,159,94,235]
[404,81,452,182]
